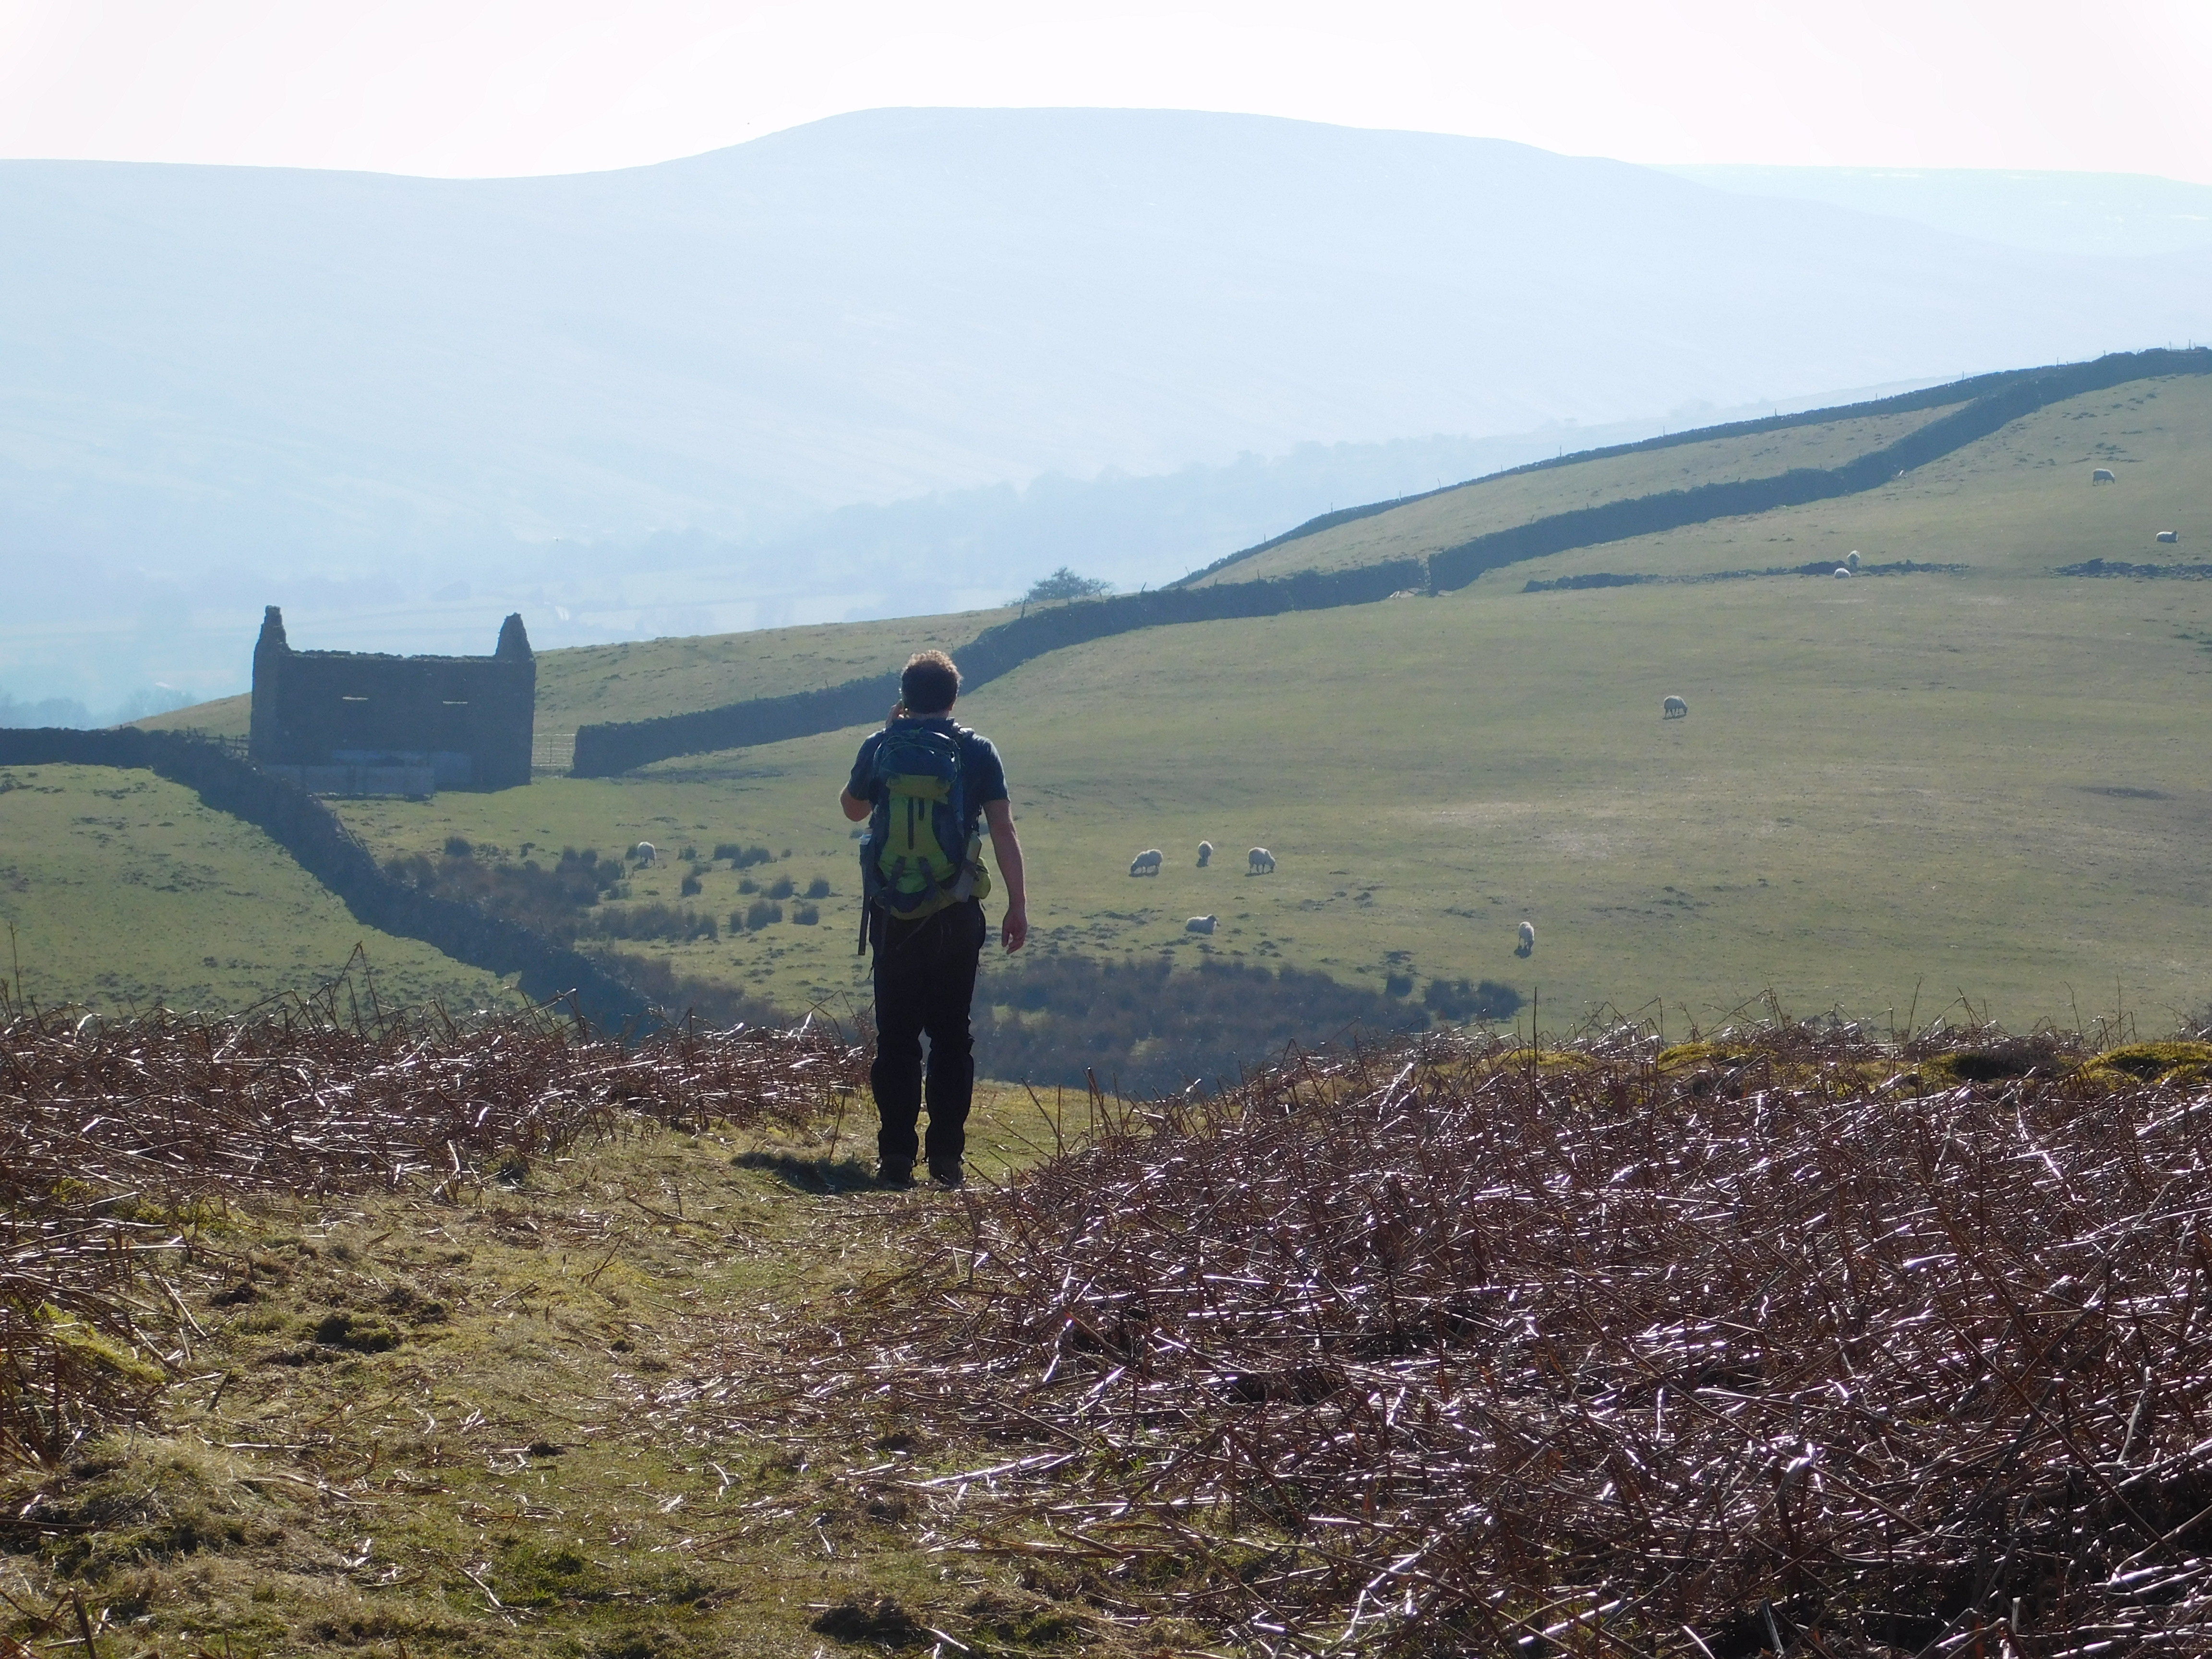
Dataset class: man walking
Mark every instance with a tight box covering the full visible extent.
[840,650,1028,1188]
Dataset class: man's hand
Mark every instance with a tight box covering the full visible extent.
[984,799,1027,951]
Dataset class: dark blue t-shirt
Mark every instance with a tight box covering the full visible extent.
[848,718,1008,843]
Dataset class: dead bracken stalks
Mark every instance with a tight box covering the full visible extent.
[749,1023,2212,1657]
[0,985,865,1468]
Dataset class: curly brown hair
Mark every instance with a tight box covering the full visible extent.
[899,650,962,715]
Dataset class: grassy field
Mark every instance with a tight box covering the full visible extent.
[99,370,2212,1039]
[1513,371,2212,584]
[0,764,513,1015]
[299,374,2210,1036]
[1192,399,1960,585]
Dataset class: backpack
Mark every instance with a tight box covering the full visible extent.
[858,722,990,946]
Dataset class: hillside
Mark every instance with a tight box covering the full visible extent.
[12,108,2212,713]
[1668,163,2212,258]
[1508,370,2212,586]
[0,763,509,1013]
[101,361,2212,1061]
[1191,396,1962,585]
[283,369,2206,1047]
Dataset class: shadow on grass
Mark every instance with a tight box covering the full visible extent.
[733,1150,880,1195]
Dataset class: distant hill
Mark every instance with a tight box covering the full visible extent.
[1664,165,2212,259]
[8,108,2212,709]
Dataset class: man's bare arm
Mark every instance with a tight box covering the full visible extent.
[840,788,870,822]
[983,798,1028,952]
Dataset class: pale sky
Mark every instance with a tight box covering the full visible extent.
[1,0,2209,183]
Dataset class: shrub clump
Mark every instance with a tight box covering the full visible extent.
[974,953,1470,1094]
[585,904,718,943]
[384,844,624,943]
[1420,975,1521,1022]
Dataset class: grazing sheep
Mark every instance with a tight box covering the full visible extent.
[1845,551,1861,570]
[2093,468,2117,484]
[1130,848,1164,877]
[1185,915,1217,935]
[1248,847,1276,875]
[1834,566,1852,578]
[1516,921,1535,957]
[1662,695,1688,720]
[1197,841,1214,867]
[632,841,656,866]
[2157,530,2180,544]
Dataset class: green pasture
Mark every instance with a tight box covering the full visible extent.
[114,369,2212,1033]
[1515,372,2212,584]
[328,567,2212,1034]
[0,764,514,1014]
[1198,401,1957,585]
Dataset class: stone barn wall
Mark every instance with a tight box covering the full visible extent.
[248,608,536,791]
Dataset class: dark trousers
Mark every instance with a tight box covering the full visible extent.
[869,899,986,1169]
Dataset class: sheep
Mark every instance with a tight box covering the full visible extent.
[1845,550,1861,570]
[2093,468,2117,484]
[1185,915,1217,935]
[1130,848,1164,877]
[1197,841,1214,867]
[2157,530,2180,544]
[1662,695,1688,720]
[1248,847,1276,875]
[1834,566,1852,578]
[1516,921,1535,957]
[632,841,657,866]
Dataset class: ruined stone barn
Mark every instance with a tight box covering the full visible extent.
[248,608,536,793]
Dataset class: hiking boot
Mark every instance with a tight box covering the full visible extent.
[927,1157,964,1190]
[877,1160,914,1189]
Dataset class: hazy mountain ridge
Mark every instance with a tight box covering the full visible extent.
[1664,165,2212,259]
[7,108,2212,707]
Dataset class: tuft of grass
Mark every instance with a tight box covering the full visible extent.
[2081,1039,2212,1084]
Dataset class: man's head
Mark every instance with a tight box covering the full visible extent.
[900,650,961,716]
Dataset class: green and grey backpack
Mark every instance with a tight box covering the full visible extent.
[858,722,989,948]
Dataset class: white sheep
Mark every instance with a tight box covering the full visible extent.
[1845,551,1861,570]
[1130,848,1164,877]
[632,841,657,866]
[1516,921,1535,957]
[1662,696,1688,720]
[1185,915,1217,935]
[1196,840,1214,867]
[1248,847,1275,875]
[2157,530,2180,544]
[1834,566,1852,578]
[2093,468,2117,483]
